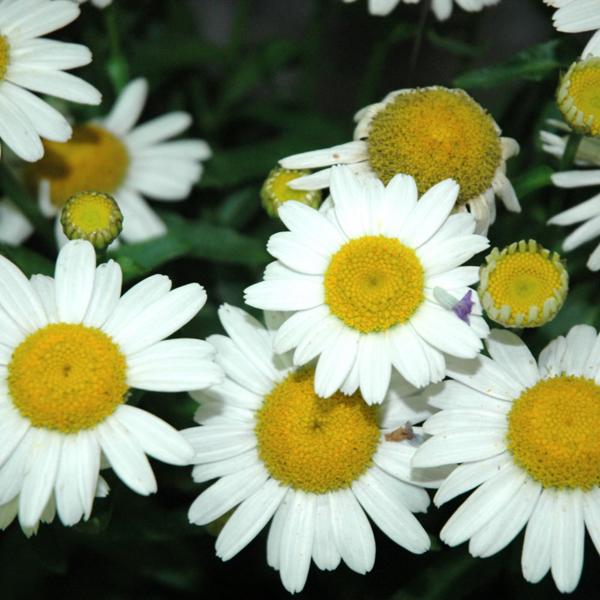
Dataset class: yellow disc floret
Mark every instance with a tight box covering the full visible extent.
[0,35,10,80]
[479,240,568,328]
[558,57,600,137]
[61,191,123,249]
[507,376,600,489]
[255,368,380,494]
[325,235,424,333]
[366,87,502,204]
[29,124,130,209]
[261,166,322,218]
[8,324,128,433]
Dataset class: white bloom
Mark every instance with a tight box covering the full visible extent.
[413,327,600,594]
[0,0,101,162]
[245,166,489,404]
[185,305,447,594]
[343,0,500,20]
[0,240,223,532]
[541,121,600,270]
[280,87,519,234]
[15,77,211,246]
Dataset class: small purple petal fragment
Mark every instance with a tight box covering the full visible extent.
[453,290,474,323]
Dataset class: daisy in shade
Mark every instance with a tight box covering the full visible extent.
[280,87,519,234]
[413,327,600,593]
[0,198,33,246]
[245,166,489,405]
[20,76,210,245]
[342,0,500,20]
[184,304,447,594]
[0,0,101,162]
[541,121,600,270]
[0,239,223,530]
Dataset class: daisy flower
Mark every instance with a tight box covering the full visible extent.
[0,239,223,530]
[478,240,568,328]
[342,0,500,20]
[541,122,600,270]
[20,77,211,245]
[184,304,446,594]
[245,166,490,405]
[280,87,519,234]
[0,0,101,162]
[413,327,600,593]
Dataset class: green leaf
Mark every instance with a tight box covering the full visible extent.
[109,212,268,281]
[0,243,54,277]
[454,40,565,89]
[512,165,553,198]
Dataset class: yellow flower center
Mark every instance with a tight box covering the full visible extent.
[324,235,424,333]
[255,369,380,494]
[60,191,123,249]
[507,376,600,489]
[261,167,322,218]
[558,57,600,137]
[8,324,128,434]
[367,87,502,204]
[0,35,10,80]
[30,124,130,209]
[479,241,568,328]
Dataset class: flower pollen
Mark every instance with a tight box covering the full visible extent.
[479,240,568,328]
[8,323,128,433]
[507,376,600,490]
[558,57,600,137]
[255,368,380,494]
[366,87,502,204]
[0,35,10,80]
[325,235,424,333]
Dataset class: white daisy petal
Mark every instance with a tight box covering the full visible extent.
[55,434,85,526]
[330,488,375,574]
[312,495,341,571]
[55,240,96,323]
[279,490,316,594]
[583,487,600,555]
[111,283,206,355]
[0,252,47,332]
[399,179,460,247]
[314,326,360,398]
[358,333,392,405]
[29,274,57,324]
[388,325,432,389]
[561,324,598,376]
[96,417,157,496]
[216,478,287,561]
[19,430,62,528]
[127,339,222,392]
[114,405,194,466]
[439,464,527,547]
[82,260,122,328]
[353,468,430,554]
[433,453,512,506]
[468,477,541,558]
[267,490,291,570]
[485,329,539,390]
[182,426,256,463]
[188,463,269,525]
[412,429,507,468]
[522,488,555,584]
[551,490,585,594]
[103,78,148,135]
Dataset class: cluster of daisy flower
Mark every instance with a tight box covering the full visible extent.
[0,0,599,596]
